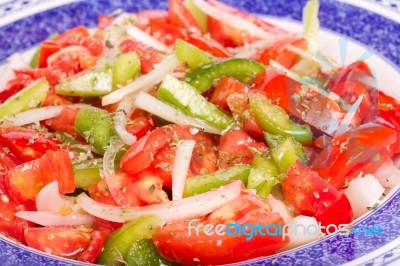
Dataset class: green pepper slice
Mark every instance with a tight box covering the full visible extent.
[183,58,265,93]
[112,52,141,89]
[158,75,233,129]
[74,108,116,154]
[249,94,313,145]
[183,165,250,197]
[73,159,102,189]
[271,137,308,173]
[98,215,161,266]
[126,239,177,266]
[0,78,49,119]
[56,65,113,97]
[175,39,215,69]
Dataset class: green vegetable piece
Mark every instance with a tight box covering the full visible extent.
[55,66,112,97]
[264,132,286,150]
[158,75,233,129]
[73,159,103,189]
[303,0,320,54]
[112,52,141,89]
[126,239,177,266]
[98,215,161,266]
[184,0,207,32]
[183,165,251,197]
[74,108,116,154]
[184,58,265,93]
[271,137,307,173]
[251,154,279,178]
[249,94,313,145]
[0,78,49,119]
[175,39,215,69]
[29,49,40,68]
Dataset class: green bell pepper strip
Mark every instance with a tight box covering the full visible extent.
[98,215,161,266]
[126,239,177,266]
[249,94,313,145]
[0,78,49,119]
[184,0,207,32]
[73,159,102,189]
[175,39,215,69]
[271,137,307,173]
[183,58,265,93]
[183,165,251,197]
[247,155,281,199]
[74,108,117,154]
[29,49,40,68]
[264,132,308,164]
[55,65,113,97]
[112,52,141,90]
[158,75,233,129]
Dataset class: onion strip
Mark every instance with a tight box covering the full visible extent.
[172,140,196,200]
[0,106,64,127]
[134,92,222,135]
[102,55,182,106]
[76,180,242,223]
[126,25,168,52]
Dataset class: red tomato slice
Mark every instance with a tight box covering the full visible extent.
[168,0,202,34]
[44,106,81,138]
[282,162,353,227]
[217,130,268,169]
[136,10,169,31]
[311,124,398,189]
[25,227,92,259]
[148,19,187,46]
[54,26,103,56]
[38,40,61,68]
[0,127,62,162]
[0,73,35,103]
[42,91,72,107]
[186,34,231,58]
[210,77,247,111]
[76,228,110,263]
[226,93,264,141]
[132,170,169,204]
[6,149,74,202]
[153,193,288,265]
[125,117,154,139]
[120,39,165,74]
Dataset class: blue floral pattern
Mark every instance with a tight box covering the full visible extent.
[0,0,399,265]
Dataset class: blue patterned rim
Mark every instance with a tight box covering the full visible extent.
[0,0,399,265]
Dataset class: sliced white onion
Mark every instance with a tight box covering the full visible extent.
[76,180,242,223]
[1,106,64,127]
[279,215,321,251]
[270,59,347,107]
[114,110,137,145]
[344,174,385,218]
[134,92,222,135]
[15,211,95,227]
[285,44,337,70]
[0,53,28,93]
[102,55,182,106]
[126,25,168,52]
[373,159,400,188]
[267,194,293,225]
[47,46,88,66]
[102,139,127,206]
[191,0,274,39]
[334,94,364,137]
[172,140,196,200]
[36,181,74,213]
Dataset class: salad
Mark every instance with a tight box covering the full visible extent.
[0,0,400,265]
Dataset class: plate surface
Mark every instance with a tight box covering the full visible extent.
[0,0,399,265]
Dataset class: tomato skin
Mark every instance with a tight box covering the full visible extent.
[149,19,187,46]
[0,73,34,103]
[0,127,62,162]
[217,130,268,170]
[186,34,231,58]
[153,193,288,265]
[136,10,169,31]
[312,124,398,189]
[120,39,164,74]
[54,26,103,56]
[6,149,74,203]
[169,0,202,34]
[25,227,92,259]
[44,106,81,137]
[38,40,61,68]
[125,117,154,139]
[76,228,110,263]
[282,162,353,227]
[210,77,247,112]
